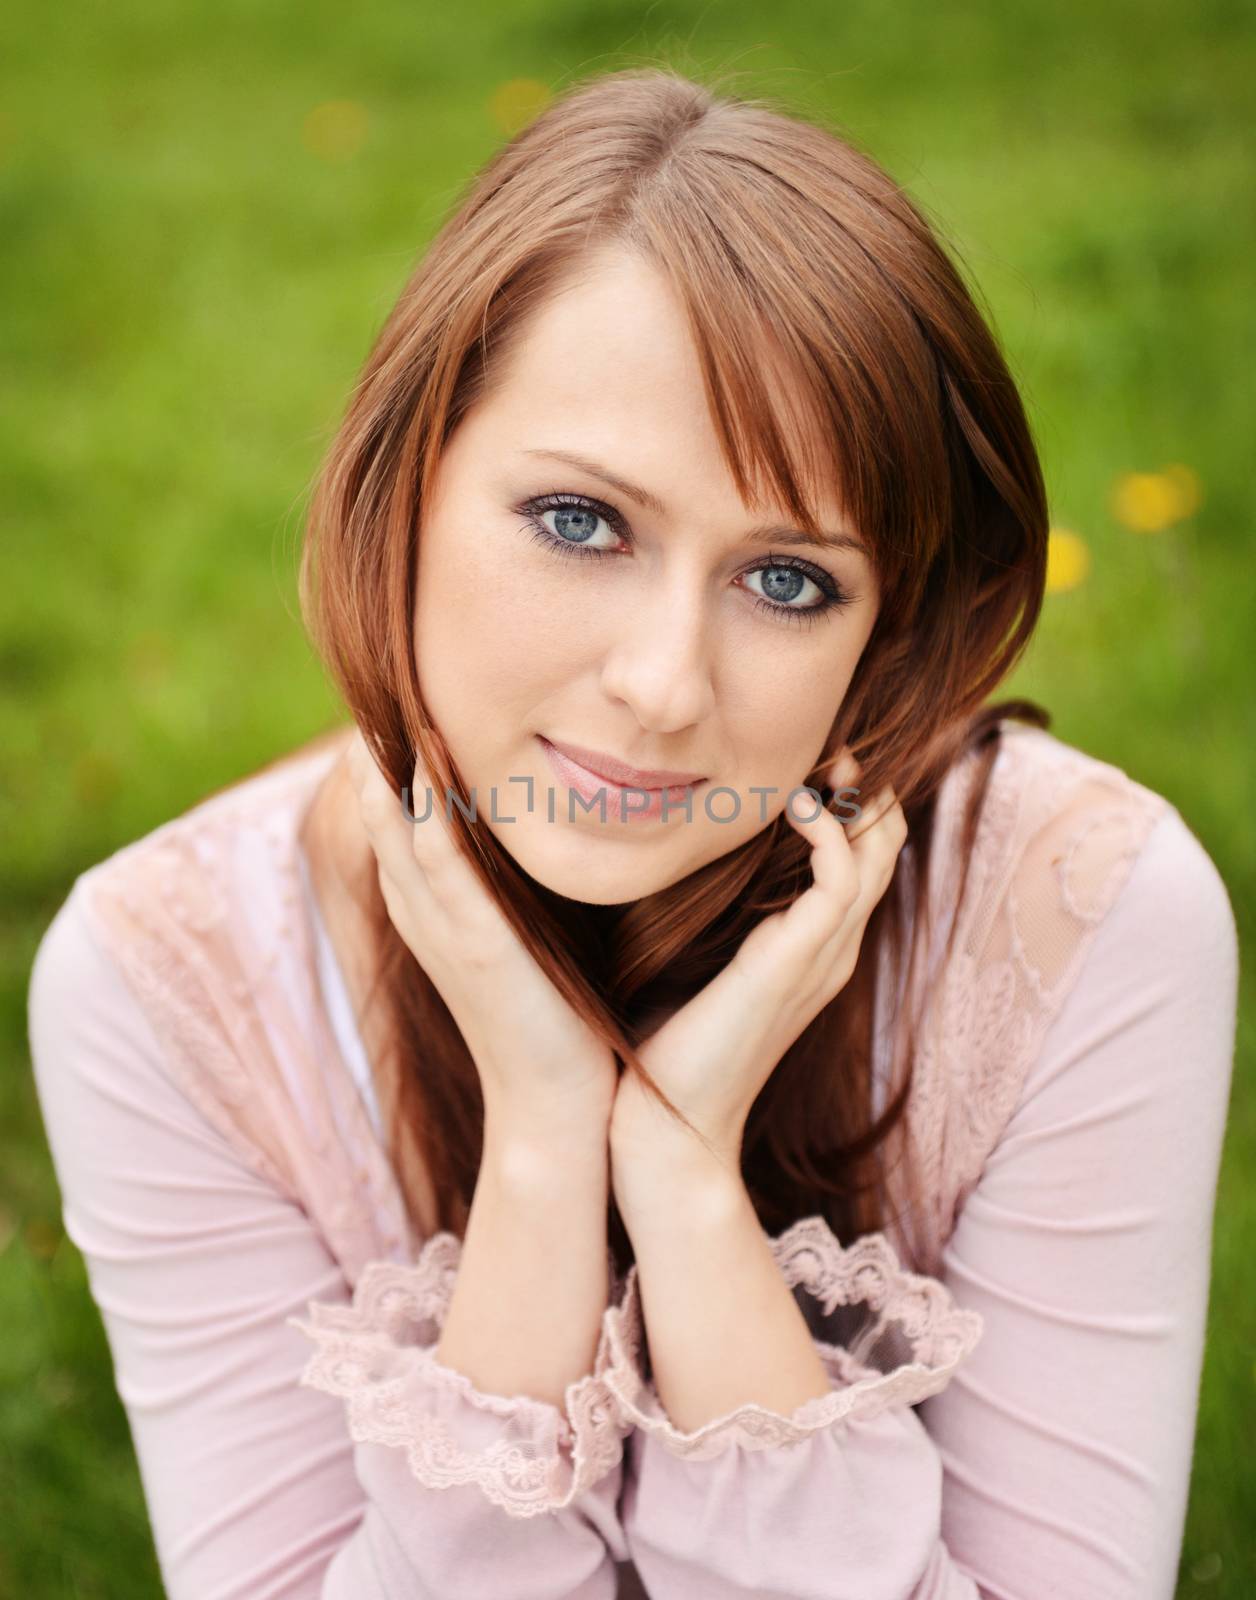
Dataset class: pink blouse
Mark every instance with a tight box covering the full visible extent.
[27,721,1238,1599]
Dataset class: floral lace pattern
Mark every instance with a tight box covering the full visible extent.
[287,1229,630,1518]
[878,724,1169,1275]
[75,719,1173,1517]
[82,735,420,1287]
[597,1218,985,1460]
[79,721,1169,1300]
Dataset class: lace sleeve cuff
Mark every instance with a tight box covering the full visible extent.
[596,1218,984,1461]
[286,1231,628,1519]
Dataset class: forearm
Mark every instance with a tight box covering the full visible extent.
[435,1105,611,1411]
[619,1155,831,1433]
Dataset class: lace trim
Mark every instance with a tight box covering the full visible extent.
[598,1218,984,1460]
[287,1231,629,1518]
[77,722,1171,1302]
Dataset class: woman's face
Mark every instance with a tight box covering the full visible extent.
[414,248,882,905]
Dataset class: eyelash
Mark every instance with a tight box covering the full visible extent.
[514,490,855,630]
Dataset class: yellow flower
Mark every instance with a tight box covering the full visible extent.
[489,78,552,137]
[1110,465,1203,532]
[1162,463,1203,518]
[302,101,369,162]
[1045,528,1091,593]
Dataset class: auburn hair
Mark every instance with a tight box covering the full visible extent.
[297,64,1051,1279]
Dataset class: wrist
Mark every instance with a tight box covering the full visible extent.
[482,1109,610,1192]
[611,1126,746,1235]
[611,1076,743,1193]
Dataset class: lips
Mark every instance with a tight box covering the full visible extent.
[537,735,707,825]
[539,736,706,790]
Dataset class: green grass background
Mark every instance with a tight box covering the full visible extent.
[2,0,1252,1593]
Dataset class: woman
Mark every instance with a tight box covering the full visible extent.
[28,66,1238,1599]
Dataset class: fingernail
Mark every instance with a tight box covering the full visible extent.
[830,748,859,789]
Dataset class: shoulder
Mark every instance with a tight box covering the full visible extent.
[965,721,1238,1005]
[84,733,343,901]
[982,721,1233,955]
[927,717,1235,962]
[27,874,250,1189]
[976,719,1170,844]
[975,723,1240,1118]
[28,874,133,1050]
[25,736,347,1203]
[910,721,1175,1004]
[999,786,1238,1224]
[947,721,1181,942]
[1044,797,1239,1108]
[901,721,1237,1257]
[1112,798,1237,970]
[59,734,344,971]
[28,734,347,1177]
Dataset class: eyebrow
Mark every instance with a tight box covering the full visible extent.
[521,447,868,558]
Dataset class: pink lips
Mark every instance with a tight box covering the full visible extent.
[543,736,705,789]
[538,735,707,824]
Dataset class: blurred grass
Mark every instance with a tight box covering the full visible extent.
[1,0,1252,1593]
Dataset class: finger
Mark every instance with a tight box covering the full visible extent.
[396,748,519,947]
[846,785,909,898]
[728,784,864,995]
[844,780,899,844]
[350,738,442,913]
[811,786,906,979]
[796,780,904,919]
[825,746,862,796]
[774,795,860,957]
[399,746,492,908]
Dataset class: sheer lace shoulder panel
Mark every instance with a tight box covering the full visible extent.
[595,1217,983,1460]
[888,724,1172,1274]
[79,744,419,1285]
[288,1231,630,1519]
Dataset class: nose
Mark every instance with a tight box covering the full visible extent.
[598,580,717,735]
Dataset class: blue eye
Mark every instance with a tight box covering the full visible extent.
[515,492,855,627]
[519,492,622,559]
[743,562,825,610]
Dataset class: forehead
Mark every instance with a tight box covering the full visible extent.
[488,251,712,440]
[475,249,847,530]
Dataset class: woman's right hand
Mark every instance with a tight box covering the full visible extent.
[346,729,618,1150]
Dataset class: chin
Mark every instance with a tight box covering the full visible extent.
[497,825,697,906]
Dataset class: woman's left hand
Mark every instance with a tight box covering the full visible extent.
[608,750,908,1218]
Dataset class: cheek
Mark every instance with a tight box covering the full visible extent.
[415,529,501,723]
[414,524,588,728]
[725,638,854,783]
